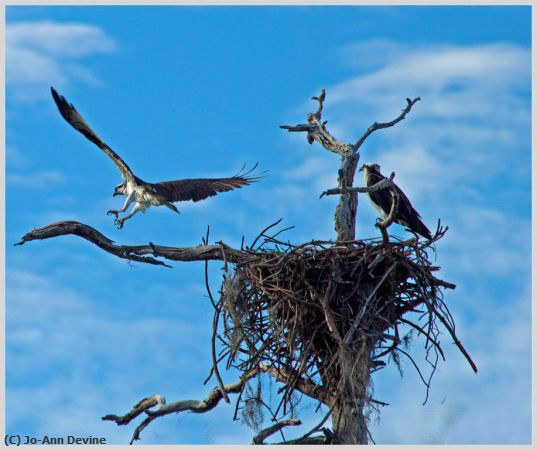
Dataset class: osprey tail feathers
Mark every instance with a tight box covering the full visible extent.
[400,216,432,241]
[165,202,180,214]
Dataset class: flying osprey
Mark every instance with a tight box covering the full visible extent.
[360,163,432,240]
[51,87,258,229]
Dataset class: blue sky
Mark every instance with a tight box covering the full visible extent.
[5,5,531,445]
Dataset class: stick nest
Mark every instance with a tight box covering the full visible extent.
[215,224,473,423]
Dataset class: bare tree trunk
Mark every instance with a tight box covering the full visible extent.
[331,397,367,444]
[329,355,370,443]
[335,151,360,241]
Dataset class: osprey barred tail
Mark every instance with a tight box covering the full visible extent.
[360,163,432,240]
[51,87,260,229]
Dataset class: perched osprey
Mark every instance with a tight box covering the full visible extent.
[360,163,432,240]
[51,87,258,229]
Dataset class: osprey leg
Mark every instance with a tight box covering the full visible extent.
[114,202,143,229]
[108,192,135,217]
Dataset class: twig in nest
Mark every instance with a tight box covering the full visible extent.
[435,311,478,373]
[344,261,398,345]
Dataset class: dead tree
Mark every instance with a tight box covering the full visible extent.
[16,92,477,444]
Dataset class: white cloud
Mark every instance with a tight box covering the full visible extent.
[6,146,28,168]
[7,169,66,189]
[441,206,530,278]
[6,21,116,102]
[8,21,116,57]
[329,43,530,145]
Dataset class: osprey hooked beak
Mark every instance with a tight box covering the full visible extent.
[113,184,124,197]
[360,163,380,173]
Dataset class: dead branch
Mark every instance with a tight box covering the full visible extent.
[354,97,421,150]
[262,364,331,404]
[16,221,246,266]
[101,394,166,426]
[281,91,419,242]
[281,90,357,240]
[103,366,263,444]
[280,89,348,156]
[252,418,301,444]
[376,185,400,245]
[434,311,478,374]
[319,172,396,198]
[15,221,171,267]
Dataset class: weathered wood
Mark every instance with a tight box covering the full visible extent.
[319,171,396,198]
[281,92,420,244]
[252,418,301,444]
[16,221,246,266]
[103,366,262,444]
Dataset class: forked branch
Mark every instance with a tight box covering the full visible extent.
[103,366,263,444]
[354,97,421,150]
[281,91,419,242]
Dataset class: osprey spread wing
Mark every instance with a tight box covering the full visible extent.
[51,87,259,229]
[360,163,432,240]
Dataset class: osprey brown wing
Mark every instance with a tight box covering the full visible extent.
[51,87,135,182]
[151,177,256,203]
[365,167,432,240]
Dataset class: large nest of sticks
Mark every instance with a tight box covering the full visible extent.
[217,223,474,422]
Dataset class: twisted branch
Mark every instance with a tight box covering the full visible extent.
[376,185,400,245]
[15,221,246,266]
[15,221,171,267]
[103,366,263,444]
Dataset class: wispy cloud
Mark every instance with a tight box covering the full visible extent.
[6,21,117,102]
[7,169,66,189]
[6,268,214,442]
